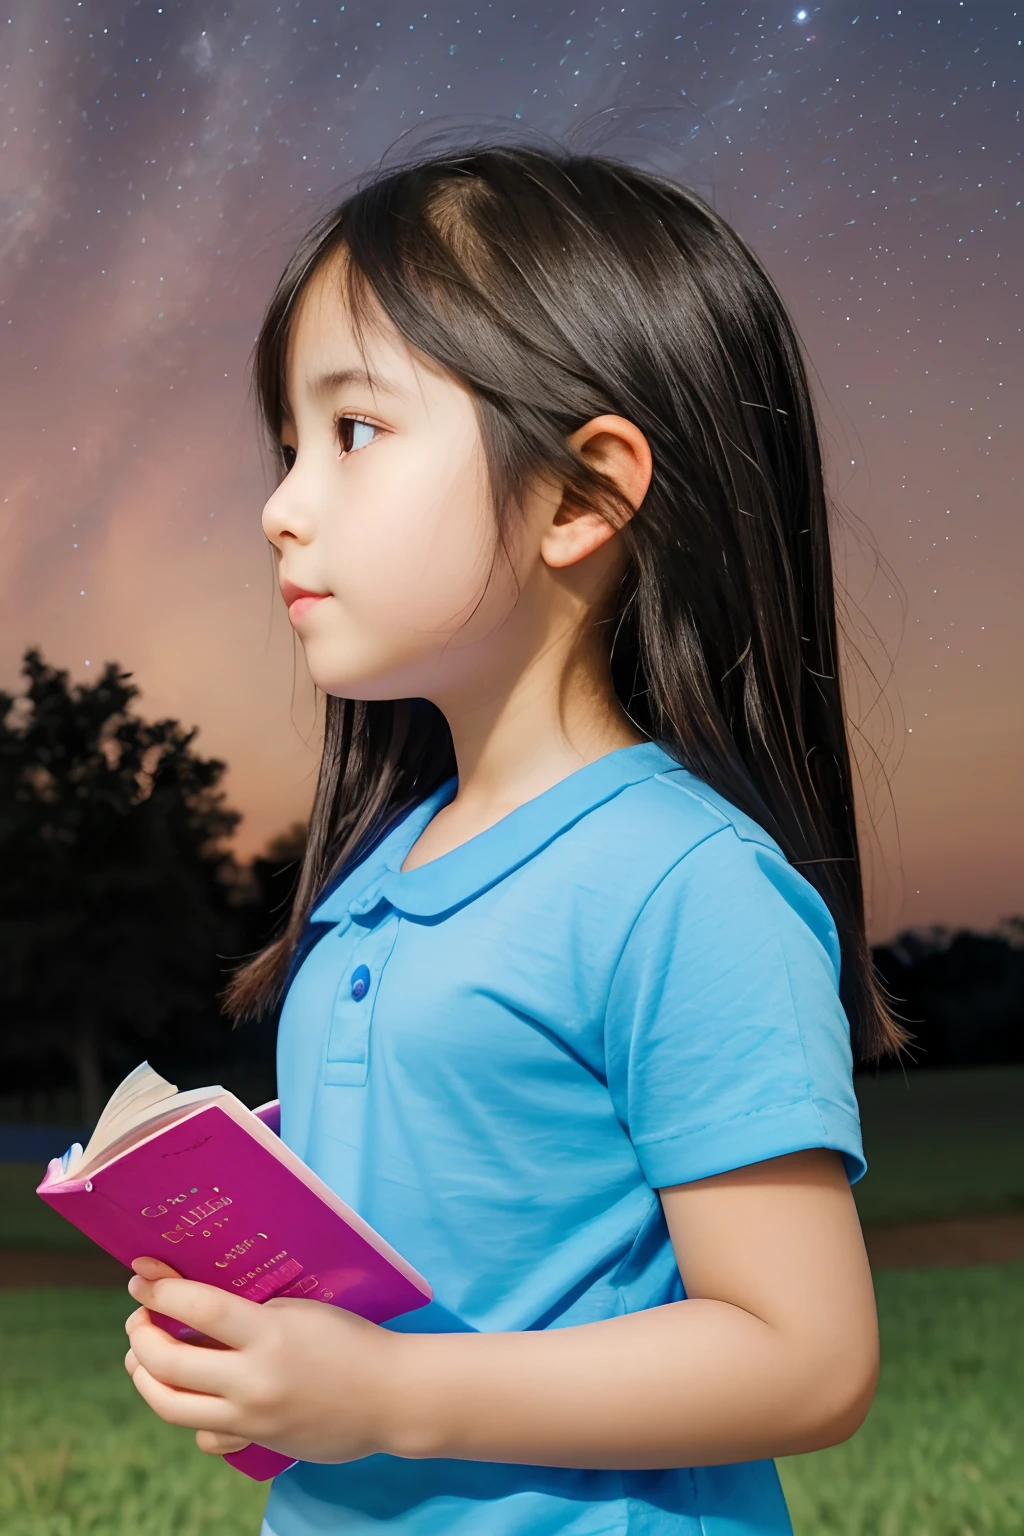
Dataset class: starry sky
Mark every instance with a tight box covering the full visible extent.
[1,0,1020,940]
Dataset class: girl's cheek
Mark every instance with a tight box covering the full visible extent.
[341,460,503,636]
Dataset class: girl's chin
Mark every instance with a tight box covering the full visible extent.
[310,670,420,702]
[303,644,440,702]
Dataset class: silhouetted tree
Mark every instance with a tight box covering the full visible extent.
[871,924,1024,1071]
[0,648,240,1121]
[247,820,308,951]
[2,646,1022,1117]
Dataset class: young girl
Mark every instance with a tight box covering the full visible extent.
[122,143,900,1536]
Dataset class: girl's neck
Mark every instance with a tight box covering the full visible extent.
[402,656,645,873]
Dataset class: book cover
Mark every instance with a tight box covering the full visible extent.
[37,1080,432,1481]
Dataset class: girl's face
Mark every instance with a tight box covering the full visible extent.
[262,258,553,705]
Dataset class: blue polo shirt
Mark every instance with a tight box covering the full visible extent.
[262,740,865,1536]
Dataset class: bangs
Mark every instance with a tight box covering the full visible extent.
[255,238,394,457]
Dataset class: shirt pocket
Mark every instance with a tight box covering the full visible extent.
[324,913,400,1087]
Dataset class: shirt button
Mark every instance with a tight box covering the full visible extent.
[350,964,371,1001]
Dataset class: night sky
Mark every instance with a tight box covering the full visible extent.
[2,1,1020,939]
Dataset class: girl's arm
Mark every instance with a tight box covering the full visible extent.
[392,1146,878,1468]
[123,1147,878,1469]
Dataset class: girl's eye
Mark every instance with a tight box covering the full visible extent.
[277,418,378,474]
[336,416,379,457]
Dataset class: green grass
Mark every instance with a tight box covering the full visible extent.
[0,1165,93,1251]
[0,1290,269,1535]
[851,1065,1024,1227]
[778,1265,1024,1535]
[1,1269,1022,1535]
[4,1067,1022,1533]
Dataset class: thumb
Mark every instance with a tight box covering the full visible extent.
[131,1256,183,1282]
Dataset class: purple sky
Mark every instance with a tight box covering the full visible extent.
[2,0,1020,940]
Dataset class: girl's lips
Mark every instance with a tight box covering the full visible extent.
[287,593,330,623]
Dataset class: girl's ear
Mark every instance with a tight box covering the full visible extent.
[540,415,653,570]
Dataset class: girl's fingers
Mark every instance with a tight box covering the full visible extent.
[196,1429,253,1456]
[127,1273,259,1350]
[128,1363,238,1432]
[124,1316,237,1396]
[131,1256,182,1282]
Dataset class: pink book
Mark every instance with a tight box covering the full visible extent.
[37,1062,432,1482]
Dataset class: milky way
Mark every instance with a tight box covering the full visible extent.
[1,0,1020,937]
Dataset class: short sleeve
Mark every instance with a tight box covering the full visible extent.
[604,826,866,1188]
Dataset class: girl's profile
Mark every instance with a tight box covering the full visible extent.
[121,141,901,1536]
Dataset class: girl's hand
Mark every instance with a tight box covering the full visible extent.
[124,1152,876,1472]
[123,1256,405,1463]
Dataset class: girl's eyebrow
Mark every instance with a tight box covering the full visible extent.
[305,365,408,401]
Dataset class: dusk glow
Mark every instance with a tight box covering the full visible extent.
[2,0,1019,938]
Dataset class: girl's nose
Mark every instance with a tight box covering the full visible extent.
[262,478,315,549]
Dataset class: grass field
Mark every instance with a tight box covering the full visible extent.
[851,1065,1024,1227]
[0,1289,269,1535]
[777,1265,1024,1535]
[3,1065,1023,1533]
[2,1267,1022,1535]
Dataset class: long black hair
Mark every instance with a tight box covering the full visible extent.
[225,141,904,1062]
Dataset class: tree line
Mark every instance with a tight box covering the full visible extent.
[1,649,1021,1123]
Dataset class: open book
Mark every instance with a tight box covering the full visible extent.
[38,1062,432,1482]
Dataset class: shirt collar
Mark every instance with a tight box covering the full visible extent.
[336,740,679,922]
[309,782,456,924]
